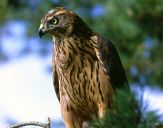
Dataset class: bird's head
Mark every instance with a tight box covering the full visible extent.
[39,7,91,39]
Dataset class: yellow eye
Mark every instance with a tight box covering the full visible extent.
[51,18,58,25]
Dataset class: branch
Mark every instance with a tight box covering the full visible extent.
[8,117,51,128]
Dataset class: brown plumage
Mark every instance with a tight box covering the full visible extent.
[39,7,129,128]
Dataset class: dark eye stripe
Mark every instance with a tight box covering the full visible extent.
[47,22,51,27]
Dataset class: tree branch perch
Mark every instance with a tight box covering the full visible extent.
[8,117,51,128]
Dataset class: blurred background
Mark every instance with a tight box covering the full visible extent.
[0,0,163,127]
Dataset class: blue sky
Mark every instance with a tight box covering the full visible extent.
[0,21,62,127]
[0,54,63,127]
[0,20,163,127]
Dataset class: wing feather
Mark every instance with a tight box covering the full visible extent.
[53,59,60,101]
[91,34,129,91]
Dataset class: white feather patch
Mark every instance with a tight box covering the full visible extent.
[48,9,54,14]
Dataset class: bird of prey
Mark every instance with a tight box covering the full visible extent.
[39,7,129,128]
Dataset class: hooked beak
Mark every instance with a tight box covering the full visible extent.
[39,29,45,38]
[39,23,46,38]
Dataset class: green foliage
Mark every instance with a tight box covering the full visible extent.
[139,112,161,128]
[91,89,161,128]
[91,89,140,128]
